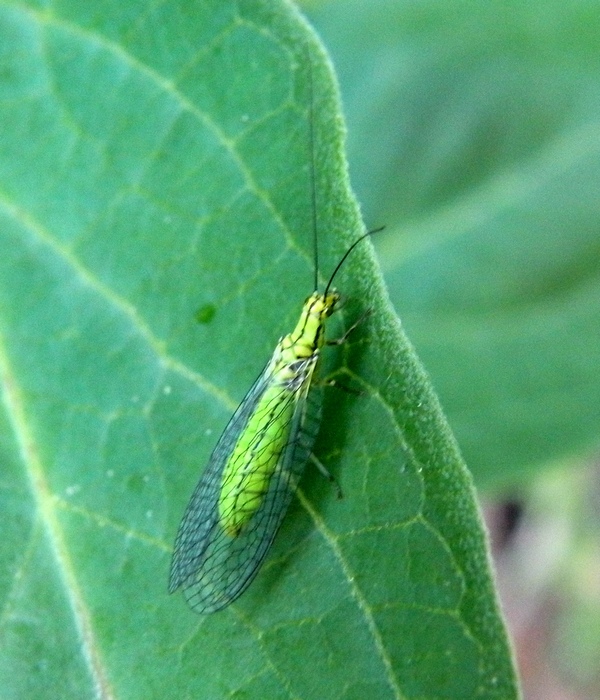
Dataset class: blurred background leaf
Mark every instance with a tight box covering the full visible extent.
[306,0,600,489]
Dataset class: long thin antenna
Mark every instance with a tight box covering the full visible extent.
[324,227,385,297]
[307,46,319,292]
[305,46,383,297]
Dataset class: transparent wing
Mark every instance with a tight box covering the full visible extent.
[169,357,323,614]
[169,360,274,593]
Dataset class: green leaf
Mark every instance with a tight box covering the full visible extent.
[0,2,517,699]
[307,0,600,488]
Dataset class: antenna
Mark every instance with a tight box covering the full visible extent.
[305,46,384,297]
[307,46,319,292]
[324,227,385,297]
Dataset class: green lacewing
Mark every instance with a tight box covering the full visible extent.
[168,50,378,614]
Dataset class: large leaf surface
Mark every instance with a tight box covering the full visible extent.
[0,1,517,698]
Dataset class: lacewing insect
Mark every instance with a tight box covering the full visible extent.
[169,49,378,614]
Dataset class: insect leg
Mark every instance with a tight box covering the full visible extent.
[326,308,373,346]
[309,453,343,499]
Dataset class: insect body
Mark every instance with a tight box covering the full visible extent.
[169,289,343,613]
[217,291,338,538]
[169,48,377,614]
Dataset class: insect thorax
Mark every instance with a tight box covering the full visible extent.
[279,291,339,359]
